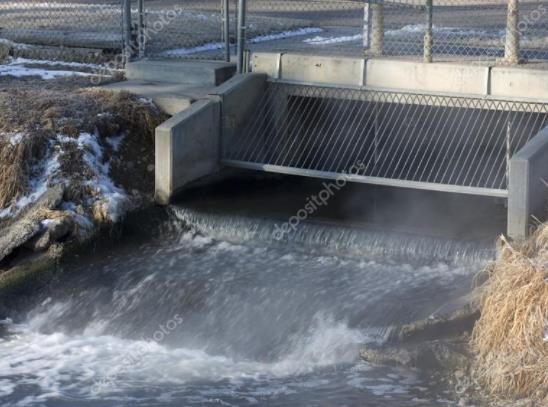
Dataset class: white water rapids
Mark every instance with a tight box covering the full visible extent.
[0,203,493,406]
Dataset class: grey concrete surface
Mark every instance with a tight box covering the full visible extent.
[126,59,236,86]
[208,73,268,155]
[251,52,548,102]
[508,125,548,240]
[155,99,221,204]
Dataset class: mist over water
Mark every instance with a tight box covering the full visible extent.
[0,180,497,406]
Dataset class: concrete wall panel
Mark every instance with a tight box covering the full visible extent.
[155,99,221,204]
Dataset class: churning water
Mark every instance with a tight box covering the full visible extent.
[0,182,496,406]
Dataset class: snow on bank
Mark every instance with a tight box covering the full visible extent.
[0,132,128,223]
[161,27,323,57]
[57,133,129,222]
[0,58,95,79]
[0,143,60,219]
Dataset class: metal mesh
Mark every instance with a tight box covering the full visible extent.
[0,0,124,62]
[239,0,548,62]
[142,0,227,60]
[223,81,548,195]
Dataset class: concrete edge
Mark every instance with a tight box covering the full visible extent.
[250,52,548,103]
[508,125,548,239]
[155,99,221,205]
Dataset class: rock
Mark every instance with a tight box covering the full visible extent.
[0,184,65,263]
[360,339,469,370]
[0,42,11,63]
[25,215,74,252]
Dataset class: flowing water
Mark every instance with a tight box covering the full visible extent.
[0,179,499,406]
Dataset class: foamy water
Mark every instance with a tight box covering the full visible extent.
[0,208,487,406]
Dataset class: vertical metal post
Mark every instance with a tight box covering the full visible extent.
[424,0,433,62]
[138,0,145,58]
[237,0,247,73]
[223,0,230,62]
[369,1,384,56]
[123,0,132,63]
[363,0,371,51]
[503,0,520,64]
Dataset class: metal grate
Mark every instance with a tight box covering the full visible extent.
[223,81,548,196]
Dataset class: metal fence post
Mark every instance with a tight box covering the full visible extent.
[363,0,371,51]
[424,0,433,62]
[503,0,520,64]
[122,0,132,63]
[368,1,384,56]
[237,0,247,73]
[223,0,230,62]
[138,0,145,58]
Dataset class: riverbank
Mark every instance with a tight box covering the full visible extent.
[471,229,548,405]
[0,66,167,281]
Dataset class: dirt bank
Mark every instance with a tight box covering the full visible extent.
[0,71,167,274]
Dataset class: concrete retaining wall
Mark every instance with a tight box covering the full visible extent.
[251,52,548,102]
[155,99,221,204]
[508,125,548,239]
[208,73,268,155]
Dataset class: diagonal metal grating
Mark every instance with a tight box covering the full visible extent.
[223,81,548,197]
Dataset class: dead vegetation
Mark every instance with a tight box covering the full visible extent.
[0,77,167,213]
[471,227,548,403]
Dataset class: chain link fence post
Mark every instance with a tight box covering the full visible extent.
[122,0,133,63]
[503,0,520,64]
[138,0,145,58]
[424,0,433,63]
[368,0,384,57]
[237,0,247,72]
[223,0,231,62]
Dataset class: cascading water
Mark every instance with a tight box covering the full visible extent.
[0,184,495,406]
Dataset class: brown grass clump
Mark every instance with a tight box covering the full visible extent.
[0,77,167,212]
[0,132,47,209]
[471,227,548,403]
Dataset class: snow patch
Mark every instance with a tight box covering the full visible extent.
[57,133,129,222]
[0,59,94,80]
[304,34,362,45]
[249,27,323,44]
[162,27,322,56]
[106,134,125,152]
[0,148,60,219]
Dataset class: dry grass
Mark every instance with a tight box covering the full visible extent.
[0,77,167,212]
[471,227,548,403]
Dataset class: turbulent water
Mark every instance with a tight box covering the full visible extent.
[0,202,493,406]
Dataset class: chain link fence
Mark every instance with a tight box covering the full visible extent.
[0,1,546,64]
[0,0,124,62]
[240,0,548,63]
